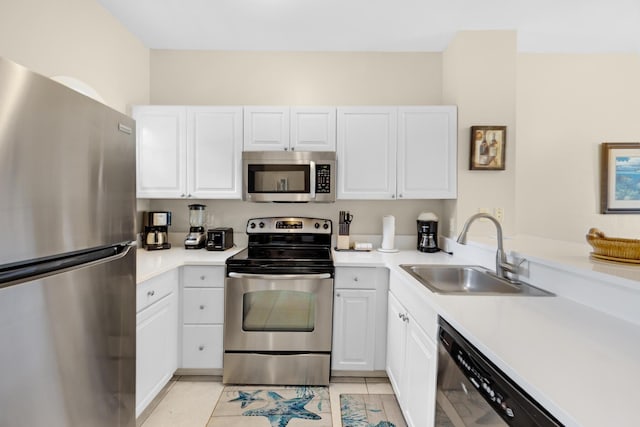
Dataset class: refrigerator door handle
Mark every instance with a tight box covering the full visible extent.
[0,243,135,289]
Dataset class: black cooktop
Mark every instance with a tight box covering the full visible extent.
[226,216,334,275]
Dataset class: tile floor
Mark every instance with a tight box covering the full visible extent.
[138,376,395,427]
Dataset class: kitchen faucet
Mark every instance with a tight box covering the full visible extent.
[456,213,522,280]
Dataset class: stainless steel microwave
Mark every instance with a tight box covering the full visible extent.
[243,151,336,202]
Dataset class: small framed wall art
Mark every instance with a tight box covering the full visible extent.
[600,142,640,214]
[470,126,506,170]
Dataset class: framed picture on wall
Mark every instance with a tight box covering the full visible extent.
[601,142,640,214]
[470,126,506,170]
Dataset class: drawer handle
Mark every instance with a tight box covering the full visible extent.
[353,277,359,282]
[147,290,155,297]
[199,305,205,310]
[198,345,205,351]
[200,275,206,281]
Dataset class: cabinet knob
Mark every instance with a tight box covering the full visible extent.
[399,194,403,198]
[290,147,295,151]
[200,275,206,280]
[391,194,395,199]
[198,345,205,351]
[180,194,186,198]
[284,147,288,151]
[199,305,205,310]
[336,293,341,297]
[147,290,155,297]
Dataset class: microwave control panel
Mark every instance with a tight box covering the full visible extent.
[315,164,331,193]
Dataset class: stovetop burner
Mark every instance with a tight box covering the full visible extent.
[226,217,334,275]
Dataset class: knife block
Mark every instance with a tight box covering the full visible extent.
[337,235,350,250]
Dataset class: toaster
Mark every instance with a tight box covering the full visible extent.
[206,227,234,251]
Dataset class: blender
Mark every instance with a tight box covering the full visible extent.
[184,204,207,249]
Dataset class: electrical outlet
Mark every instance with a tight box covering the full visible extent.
[478,208,490,222]
[494,207,504,222]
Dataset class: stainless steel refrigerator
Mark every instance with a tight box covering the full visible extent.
[0,57,136,427]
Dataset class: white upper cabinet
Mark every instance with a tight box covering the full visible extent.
[337,106,457,200]
[135,106,187,198]
[397,106,457,199]
[290,107,336,151]
[243,106,290,151]
[244,106,336,151]
[187,107,243,199]
[337,107,398,199]
[134,105,243,199]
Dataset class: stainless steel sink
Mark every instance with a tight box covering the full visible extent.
[400,264,554,296]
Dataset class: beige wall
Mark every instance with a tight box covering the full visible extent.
[0,0,150,113]
[150,50,442,105]
[147,50,446,236]
[442,31,518,237]
[516,53,640,241]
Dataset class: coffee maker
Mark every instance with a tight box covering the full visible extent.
[184,204,207,249]
[417,212,439,253]
[143,211,172,250]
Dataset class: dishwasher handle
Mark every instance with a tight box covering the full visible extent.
[228,272,331,280]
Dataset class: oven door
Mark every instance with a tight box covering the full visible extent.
[224,273,334,352]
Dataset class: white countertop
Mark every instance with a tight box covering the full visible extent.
[136,244,640,427]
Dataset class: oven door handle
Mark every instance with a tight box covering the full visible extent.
[228,272,331,280]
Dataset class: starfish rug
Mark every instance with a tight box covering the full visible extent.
[339,394,407,427]
[208,386,331,427]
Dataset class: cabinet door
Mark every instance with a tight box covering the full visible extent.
[136,292,178,416]
[243,106,290,151]
[332,289,376,371]
[290,107,336,151]
[187,107,243,199]
[133,106,187,198]
[403,317,437,427]
[397,106,457,199]
[337,107,397,199]
[386,291,406,401]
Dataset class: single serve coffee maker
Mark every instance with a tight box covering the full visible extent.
[143,211,172,250]
[417,212,439,253]
[184,204,207,249]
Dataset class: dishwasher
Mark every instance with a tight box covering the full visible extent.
[436,318,563,426]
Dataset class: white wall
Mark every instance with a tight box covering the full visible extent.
[0,0,150,113]
[442,31,518,237]
[516,53,640,241]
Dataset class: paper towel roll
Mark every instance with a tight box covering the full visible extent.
[381,215,395,250]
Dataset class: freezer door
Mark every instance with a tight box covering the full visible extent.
[0,246,136,427]
[0,57,136,266]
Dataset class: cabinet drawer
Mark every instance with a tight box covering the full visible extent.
[335,267,382,290]
[182,288,224,324]
[182,266,225,288]
[137,269,178,313]
[182,325,223,369]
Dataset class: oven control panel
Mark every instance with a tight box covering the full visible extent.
[246,217,332,234]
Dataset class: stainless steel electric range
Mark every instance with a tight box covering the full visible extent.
[223,217,334,386]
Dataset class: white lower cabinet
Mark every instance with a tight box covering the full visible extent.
[332,267,388,372]
[180,266,225,370]
[387,288,437,427]
[136,269,179,417]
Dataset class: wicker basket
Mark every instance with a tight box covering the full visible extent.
[586,228,640,261]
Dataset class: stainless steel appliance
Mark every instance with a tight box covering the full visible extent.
[437,318,562,426]
[206,227,234,251]
[0,57,136,427]
[224,217,334,386]
[418,212,439,253]
[184,203,207,249]
[143,211,172,250]
[243,151,336,202]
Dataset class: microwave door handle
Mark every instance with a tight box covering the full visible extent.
[309,161,316,199]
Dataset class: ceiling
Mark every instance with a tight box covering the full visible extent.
[97,0,640,53]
